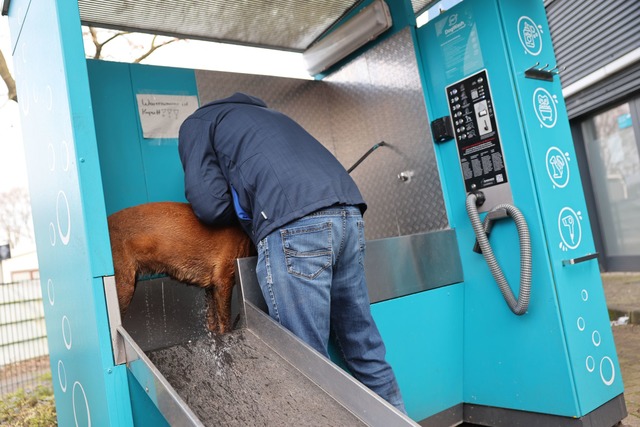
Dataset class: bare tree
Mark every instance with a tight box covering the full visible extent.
[0,49,17,102]
[84,26,179,63]
[87,27,130,60]
[132,34,179,63]
[0,188,34,248]
[0,26,179,105]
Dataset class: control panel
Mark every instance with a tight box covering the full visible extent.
[446,70,513,211]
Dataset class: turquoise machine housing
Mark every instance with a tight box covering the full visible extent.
[4,2,135,426]
[3,0,627,425]
[412,0,626,423]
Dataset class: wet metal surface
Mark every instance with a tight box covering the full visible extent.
[122,277,209,352]
[147,330,366,426]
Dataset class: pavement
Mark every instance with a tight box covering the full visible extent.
[603,272,640,427]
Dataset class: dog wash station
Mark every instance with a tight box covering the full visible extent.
[3,0,628,425]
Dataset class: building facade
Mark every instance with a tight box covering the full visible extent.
[547,0,640,271]
[0,248,39,283]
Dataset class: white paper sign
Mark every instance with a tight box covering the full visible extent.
[136,94,199,139]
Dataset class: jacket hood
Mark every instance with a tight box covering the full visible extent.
[202,92,267,109]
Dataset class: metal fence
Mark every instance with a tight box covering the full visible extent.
[0,279,50,395]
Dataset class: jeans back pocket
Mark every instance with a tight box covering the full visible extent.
[281,222,332,280]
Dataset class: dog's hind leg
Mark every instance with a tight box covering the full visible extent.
[115,267,137,317]
[206,284,234,334]
[205,287,220,333]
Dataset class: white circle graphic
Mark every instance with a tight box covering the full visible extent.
[581,289,589,302]
[558,207,582,250]
[586,356,595,373]
[577,317,585,331]
[58,360,67,392]
[533,88,558,129]
[56,191,71,245]
[545,147,570,188]
[47,279,55,306]
[73,381,92,427]
[46,85,53,111]
[600,356,615,386]
[592,330,601,347]
[49,222,56,246]
[62,315,72,350]
[48,143,56,171]
[517,16,542,56]
[61,140,70,172]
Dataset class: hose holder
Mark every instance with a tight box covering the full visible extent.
[472,207,509,254]
[466,192,532,315]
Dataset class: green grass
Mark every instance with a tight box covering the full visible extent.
[0,373,57,427]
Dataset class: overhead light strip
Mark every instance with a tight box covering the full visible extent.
[303,0,392,76]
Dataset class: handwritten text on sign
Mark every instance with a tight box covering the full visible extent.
[136,94,199,139]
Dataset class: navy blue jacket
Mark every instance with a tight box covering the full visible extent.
[178,93,366,243]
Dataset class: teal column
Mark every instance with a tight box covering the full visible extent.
[6,1,133,425]
[415,0,623,418]
[497,0,623,414]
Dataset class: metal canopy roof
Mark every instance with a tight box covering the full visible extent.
[76,0,433,52]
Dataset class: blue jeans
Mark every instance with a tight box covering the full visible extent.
[256,205,406,413]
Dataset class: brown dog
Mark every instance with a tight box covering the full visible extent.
[107,202,254,334]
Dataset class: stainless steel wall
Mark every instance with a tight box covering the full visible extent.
[195,28,448,240]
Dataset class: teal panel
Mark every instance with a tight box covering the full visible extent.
[127,370,171,427]
[88,61,197,212]
[497,0,624,414]
[87,60,149,215]
[7,1,132,426]
[371,284,464,421]
[104,365,136,423]
[5,0,30,52]
[416,0,580,417]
